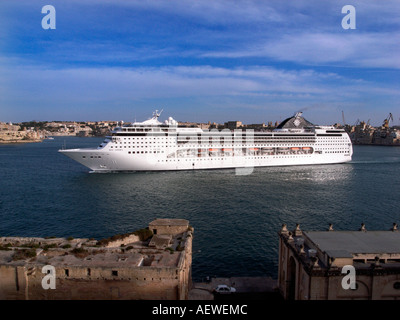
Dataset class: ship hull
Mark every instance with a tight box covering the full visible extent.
[59,148,352,172]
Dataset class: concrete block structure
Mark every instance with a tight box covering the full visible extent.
[149,219,190,236]
[278,223,400,300]
[0,219,193,300]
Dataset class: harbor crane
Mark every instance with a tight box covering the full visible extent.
[342,110,346,126]
[383,113,393,128]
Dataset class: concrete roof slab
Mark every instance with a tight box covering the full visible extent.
[304,231,400,255]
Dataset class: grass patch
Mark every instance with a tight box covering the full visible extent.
[43,243,58,251]
[133,228,153,241]
[176,243,184,252]
[71,247,90,258]
[20,242,40,249]
[12,248,37,260]
[97,228,153,246]
[0,243,12,251]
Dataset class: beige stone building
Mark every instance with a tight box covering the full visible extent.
[278,223,400,300]
[224,121,243,130]
[0,219,193,300]
[149,219,190,236]
[0,122,47,143]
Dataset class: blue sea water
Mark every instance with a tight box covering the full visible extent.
[0,137,399,280]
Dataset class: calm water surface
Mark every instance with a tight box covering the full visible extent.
[1,137,399,280]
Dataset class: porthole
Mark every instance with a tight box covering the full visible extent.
[394,282,400,290]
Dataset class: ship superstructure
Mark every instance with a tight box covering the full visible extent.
[59,111,353,172]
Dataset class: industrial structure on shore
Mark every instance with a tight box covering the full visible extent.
[343,113,400,146]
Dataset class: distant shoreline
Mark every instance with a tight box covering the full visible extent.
[0,139,43,144]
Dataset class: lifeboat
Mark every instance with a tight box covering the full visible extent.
[198,149,207,157]
[222,148,233,152]
[249,148,259,151]
[302,147,311,150]
[291,147,300,151]
[209,148,219,152]
[261,147,274,154]
[277,147,290,153]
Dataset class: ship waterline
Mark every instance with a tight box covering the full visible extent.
[59,111,353,172]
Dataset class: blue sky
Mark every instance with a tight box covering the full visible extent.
[0,0,399,126]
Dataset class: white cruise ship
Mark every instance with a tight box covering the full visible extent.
[59,111,353,172]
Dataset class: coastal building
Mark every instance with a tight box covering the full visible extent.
[178,121,211,130]
[348,114,400,146]
[224,121,243,130]
[76,125,93,137]
[242,123,268,130]
[0,122,44,143]
[350,121,375,144]
[278,223,400,300]
[372,128,400,145]
[0,219,193,300]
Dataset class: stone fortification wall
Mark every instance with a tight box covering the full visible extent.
[0,219,193,300]
[149,219,189,236]
[0,264,182,300]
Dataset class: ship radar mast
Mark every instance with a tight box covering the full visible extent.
[153,109,163,119]
[293,111,303,127]
[294,111,303,118]
[132,109,164,126]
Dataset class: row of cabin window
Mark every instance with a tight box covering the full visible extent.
[128,151,164,154]
[158,155,314,162]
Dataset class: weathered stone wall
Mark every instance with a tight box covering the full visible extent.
[149,219,190,237]
[0,232,193,300]
[103,234,140,248]
[0,258,189,300]
[278,232,400,300]
[21,266,181,300]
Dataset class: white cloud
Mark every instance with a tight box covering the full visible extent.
[1,1,399,125]
[3,0,400,70]
[80,0,285,24]
[204,32,400,69]
[1,60,398,124]
[0,63,355,102]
